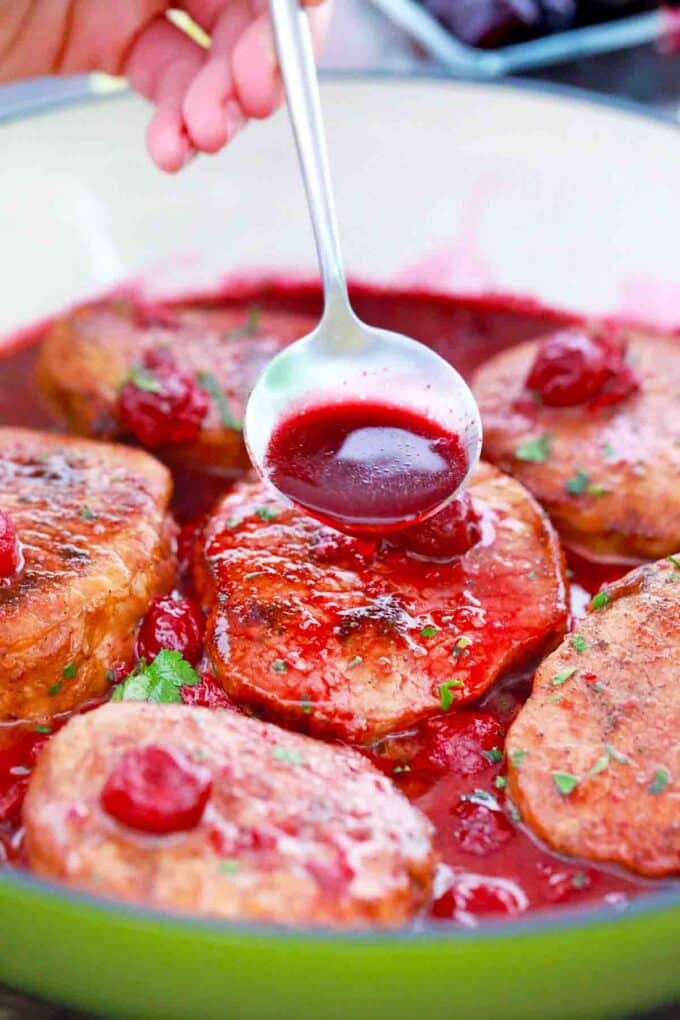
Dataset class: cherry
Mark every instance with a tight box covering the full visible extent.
[431,873,527,920]
[136,595,204,665]
[526,329,611,406]
[413,712,504,776]
[526,327,640,408]
[386,493,482,561]
[451,798,514,856]
[118,348,209,447]
[181,673,235,710]
[0,510,21,579]
[101,745,212,835]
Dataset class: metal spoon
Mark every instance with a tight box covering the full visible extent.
[244,0,482,530]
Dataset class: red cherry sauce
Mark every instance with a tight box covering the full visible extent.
[136,594,204,665]
[0,510,21,582]
[101,745,212,835]
[265,402,469,535]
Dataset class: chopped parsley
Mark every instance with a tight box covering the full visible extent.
[439,678,463,712]
[255,506,279,522]
[62,663,77,680]
[509,749,527,768]
[494,776,507,791]
[393,764,411,775]
[588,483,608,498]
[515,434,551,463]
[48,682,62,697]
[111,650,200,705]
[508,803,522,824]
[452,636,471,658]
[226,305,261,339]
[565,470,589,495]
[34,725,52,735]
[601,442,615,460]
[571,871,589,890]
[586,753,610,778]
[483,748,503,765]
[271,746,305,767]
[219,859,240,875]
[196,371,243,431]
[300,697,313,716]
[347,655,363,670]
[420,625,439,639]
[551,667,576,687]
[649,768,670,795]
[571,635,587,653]
[270,659,288,673]
[604,744,630,766]
[667,555,680,570]
[548,694,563,705]
[125,365,162,393]
[591,590,610,611]
[81,506,96,522]
[462,789,500,811]
[553,772,579,796]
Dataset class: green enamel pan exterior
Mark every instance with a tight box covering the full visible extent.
[0,873,678,1019]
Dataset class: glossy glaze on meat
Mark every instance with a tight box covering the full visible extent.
[0,428,174,721]
[508,557,680,877]
[24,703,435,926]
[197,464,568,744]
[473,328,680,562]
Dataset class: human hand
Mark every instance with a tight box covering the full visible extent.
[0,1,329,172]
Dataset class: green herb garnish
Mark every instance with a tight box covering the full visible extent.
[125,365,162,393]
[420,625,439,639]
[551,667,576,687]
[226,305,261,339]
[510,749,527,768]
[553,772,579,796]
[591,590,610,611]
[571,635,587,653]
[586,753,610,778]
[34,725,52,734]
[255,506,278,522]
[452,636,471,658]
[62,663,77,679]
[483,748,503,765]
[439,678,463,712]
[515,434,551,463]
[219,859,241,875]
[667,555,680,570]
[571,871,589,889]
[48,682,62,697]
[81,506,96,522]
[196,370,243,431]
[111,650,200,705]
[270,659,288,673]
[649,768,670,795]
[347,655,363,670]
[604,744,630,765]
[494,776,507,791]
[271,746,305,767]
[565,470,589,495]
[300,697,313,716]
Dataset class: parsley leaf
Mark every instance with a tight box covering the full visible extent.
[255,506,279,522]
[571,635,587,653]
[226,305,261,339]
[62,663,77,679]
[649,768,670,795]
[34,725,52,734]
[347,655,363,669]
[509,749,527,768]
[271,745,305,767]
[452,636,471,658]
[125,366,162,393]
[553,772,579,796]
[219,859,241,875]
[439,678,463,712]
[48,682,62,697]
[565,470,589,495]
[586,753,610,778]
[515,434,551,463]
[604,744,630,766]
[483,748,503,765]
[420,625,439,639]
[196,371,242,431]
[551,667,576,687]
[270,659,288,673]
[591,590,610,611]
[494,776,507,791]
[667,555,680,570]
[111,650,200,705]
[81,506,96,522]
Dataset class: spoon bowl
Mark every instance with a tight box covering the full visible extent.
[245,0,482,532]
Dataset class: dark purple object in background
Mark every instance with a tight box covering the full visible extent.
[419,0,666,48]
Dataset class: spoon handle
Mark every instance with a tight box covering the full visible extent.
[268,0,347,314]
